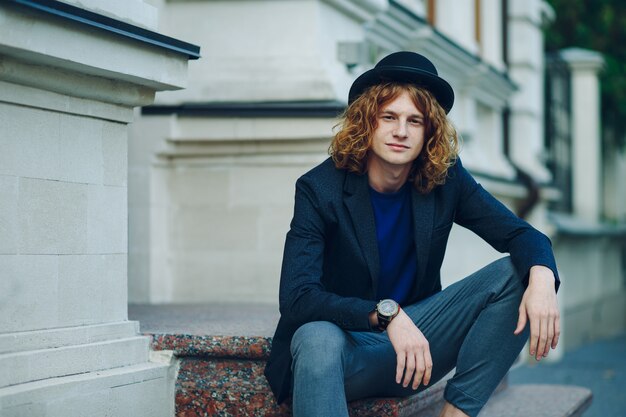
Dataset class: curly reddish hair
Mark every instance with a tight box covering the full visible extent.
[330,82,459,194]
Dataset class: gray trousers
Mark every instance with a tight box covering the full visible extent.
[290,256,530,417]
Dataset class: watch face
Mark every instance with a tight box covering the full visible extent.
[378,299,398,317]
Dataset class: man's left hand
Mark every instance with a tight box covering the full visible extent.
[514,265,560,361]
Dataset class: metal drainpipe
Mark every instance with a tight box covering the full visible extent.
[502,107,540,220]
[501,0,540,220]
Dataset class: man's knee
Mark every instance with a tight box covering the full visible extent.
[488,256,525,295]
[489,256,517,279]
[291,321,347,376]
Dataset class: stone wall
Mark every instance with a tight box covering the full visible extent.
[0,0,195,414]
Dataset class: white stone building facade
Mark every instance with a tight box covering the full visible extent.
[129,0,625,352]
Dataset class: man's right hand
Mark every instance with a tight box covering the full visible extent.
[386,309,432,390]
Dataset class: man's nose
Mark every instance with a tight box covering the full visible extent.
[394,122,408,138]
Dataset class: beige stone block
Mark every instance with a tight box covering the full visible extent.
[149,165,170,206]
[17,178,88,254]
[167,165,229,206]
[0,321,138,354]
[149,206,168,253]
[128,202,150,304]
[57,255,101,326]
[128,206,150,251]
[0,255,59,333]
[0,78,134,124]
[0,103,61,180]
[0,176,18,254]
[257,206,292,252]
[229,166,304,207]
[45,390,109,417]
[102,121,128,186]
[128,167,150,207]
[232,252,282,302]
[100,254,128,321]
[170,252,279,303]
[128,250,149,303]
[57,254,127,326]
[128,113,168,166]
[87,185,127,254]
[1,402,46,417]
[0,362,173,417]
[58,114,104,184]
[108,371,173,417]
[0,335,149,388]
[170,206,258,252]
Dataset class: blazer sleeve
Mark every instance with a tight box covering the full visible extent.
[452,159,560,291]
[278,176,377,330]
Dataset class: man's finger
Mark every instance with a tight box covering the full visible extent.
[396,353,406,384]
[422,350,433,387]
[514,305,527,335]
[535,320,548,361]
[544,316,555,357]
[536,317,548,360]
[411,351,425,390]
[529,314,539,357]
[552,315,561,349]
[403,352,416,388]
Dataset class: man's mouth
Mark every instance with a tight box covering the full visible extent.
[386,143,410,149]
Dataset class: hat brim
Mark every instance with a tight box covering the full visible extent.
[348,66,455,113]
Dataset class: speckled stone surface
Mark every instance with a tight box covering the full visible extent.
[129,304,592,417]
[174,355,450,417]
[175,357,291,417]
[130,303,451,416]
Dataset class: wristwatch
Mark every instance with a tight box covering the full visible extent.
[376,299,400,331]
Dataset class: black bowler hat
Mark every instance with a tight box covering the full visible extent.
[348,51,455,113]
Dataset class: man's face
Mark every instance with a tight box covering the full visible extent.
[368,90,425,173]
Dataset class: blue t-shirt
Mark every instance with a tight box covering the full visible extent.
[369,183,417,305]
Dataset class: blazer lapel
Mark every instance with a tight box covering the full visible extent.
[411,188,434,282]
[344,172,380,292]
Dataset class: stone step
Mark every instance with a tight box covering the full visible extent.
[481,385,592,417]
[130,303,593,417]
[0,359,175,417]
[154,331,594,417]
[0,335,151,388]
[417,385,593,417]
[174,355,453,417]
[0,321,140,354]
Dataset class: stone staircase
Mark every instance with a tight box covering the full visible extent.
[129,304,592,417]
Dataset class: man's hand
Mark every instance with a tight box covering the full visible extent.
[514,265,560,361]
[386,309,432,390]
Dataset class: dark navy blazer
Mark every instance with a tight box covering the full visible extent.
[264,157,559,403]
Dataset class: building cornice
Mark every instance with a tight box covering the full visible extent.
[142,101,346,118]
[6,0,200,60]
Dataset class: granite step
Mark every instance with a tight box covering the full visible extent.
[149,332,452,417]
[129,303,592,417]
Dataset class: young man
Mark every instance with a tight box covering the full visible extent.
[264,52,560,417]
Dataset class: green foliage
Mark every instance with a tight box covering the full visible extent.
[544,0,626,146]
